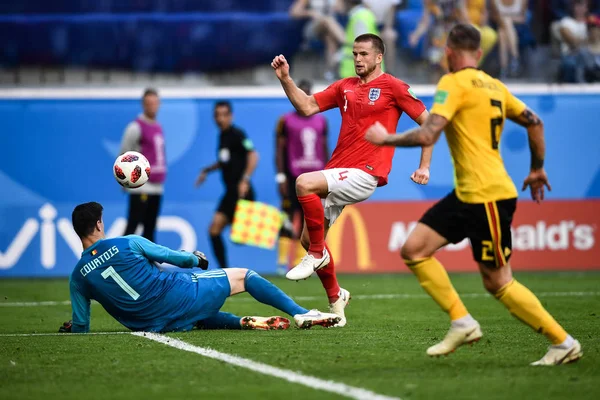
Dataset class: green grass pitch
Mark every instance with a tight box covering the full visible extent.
[1,272,599,400]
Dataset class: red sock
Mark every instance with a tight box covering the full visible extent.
[297,194,325,255]
[317,244,341,302]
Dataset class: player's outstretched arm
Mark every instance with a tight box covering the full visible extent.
[130,236,200,269]
[365,114,448,148]
[68,278,91,333]
[509,108,551,204]
[271,54,320,116]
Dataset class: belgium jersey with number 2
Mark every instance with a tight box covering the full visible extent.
[421,68,528,268]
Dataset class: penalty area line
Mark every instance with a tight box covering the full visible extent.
[133,332,400,400]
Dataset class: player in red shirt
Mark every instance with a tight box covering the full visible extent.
[271,33,430,326]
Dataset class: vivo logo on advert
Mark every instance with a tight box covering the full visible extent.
[0,203,197,270]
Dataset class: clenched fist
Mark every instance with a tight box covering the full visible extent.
[271,54,290,81]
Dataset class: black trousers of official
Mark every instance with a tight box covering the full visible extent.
[124,194,162,242]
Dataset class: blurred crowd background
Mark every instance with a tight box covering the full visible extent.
[1,0,600,86]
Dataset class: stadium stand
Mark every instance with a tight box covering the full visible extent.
[0,0,599,85]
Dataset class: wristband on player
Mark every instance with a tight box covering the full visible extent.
[275,173,287,184]
[193,251,209,270]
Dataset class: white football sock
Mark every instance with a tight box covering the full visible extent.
[554,335,575,349]
[451,314,478,328]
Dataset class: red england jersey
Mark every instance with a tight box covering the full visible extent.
[314,73,426,186]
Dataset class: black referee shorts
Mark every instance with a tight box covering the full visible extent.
[217,185,255,222]
[420,190,517,268]
[280,174,303,238]
[282,174,302,216]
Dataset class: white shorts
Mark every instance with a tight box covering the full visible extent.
[320,168,378,226]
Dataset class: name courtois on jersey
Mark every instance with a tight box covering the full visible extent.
[80,246,120,277]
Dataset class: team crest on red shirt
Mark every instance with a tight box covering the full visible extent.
[368,88,381,103]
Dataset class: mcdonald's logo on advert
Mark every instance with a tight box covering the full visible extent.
[324,202,437,273]
[325,200,600,273]
[326,205,375,271]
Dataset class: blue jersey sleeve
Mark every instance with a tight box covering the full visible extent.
[70,277,91,333]
[128,235,199,268]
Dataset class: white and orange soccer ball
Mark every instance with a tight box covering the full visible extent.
[113,151,151,188]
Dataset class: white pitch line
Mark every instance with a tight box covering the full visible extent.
[1,291,599,307]
[0,331,130,337]
[133,332,400,400]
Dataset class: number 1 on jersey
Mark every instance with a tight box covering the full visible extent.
[490,100,503,150]
[101,266,140,300]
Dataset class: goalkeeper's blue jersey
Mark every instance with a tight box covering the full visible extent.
[69,235,229,333]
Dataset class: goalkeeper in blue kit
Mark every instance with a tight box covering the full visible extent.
[59,202,340,333]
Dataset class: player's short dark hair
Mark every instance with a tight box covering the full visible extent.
[298,79,313,94]
[447,24,481,51]
[214,100,232,113]
[72,202,103,238]
[354,33,385,55]
[142,88,158,99]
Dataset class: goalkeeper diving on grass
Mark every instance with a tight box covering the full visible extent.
[59,202,340,333]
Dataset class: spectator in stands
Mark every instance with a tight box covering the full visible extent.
[552,0,591,82]
[551,0,600,21]
[120,88,166,243]
[339,0,381,78]
[290,0,346,81]
[409,0,469,80]
[362,0,401,75]
[466,0,498,65]
[588,15,600,81]
[490,0,529,78]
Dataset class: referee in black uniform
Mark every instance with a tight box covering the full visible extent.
[195,101,259,268]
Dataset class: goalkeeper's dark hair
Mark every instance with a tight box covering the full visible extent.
[447,23,481,52]
[72,202,104,238]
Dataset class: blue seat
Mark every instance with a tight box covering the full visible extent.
[395,9,426,59]
[0,0,295,14]
[0,13,304,72]
[405,0,424,10]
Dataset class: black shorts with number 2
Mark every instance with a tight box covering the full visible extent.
[420,190,517,268]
